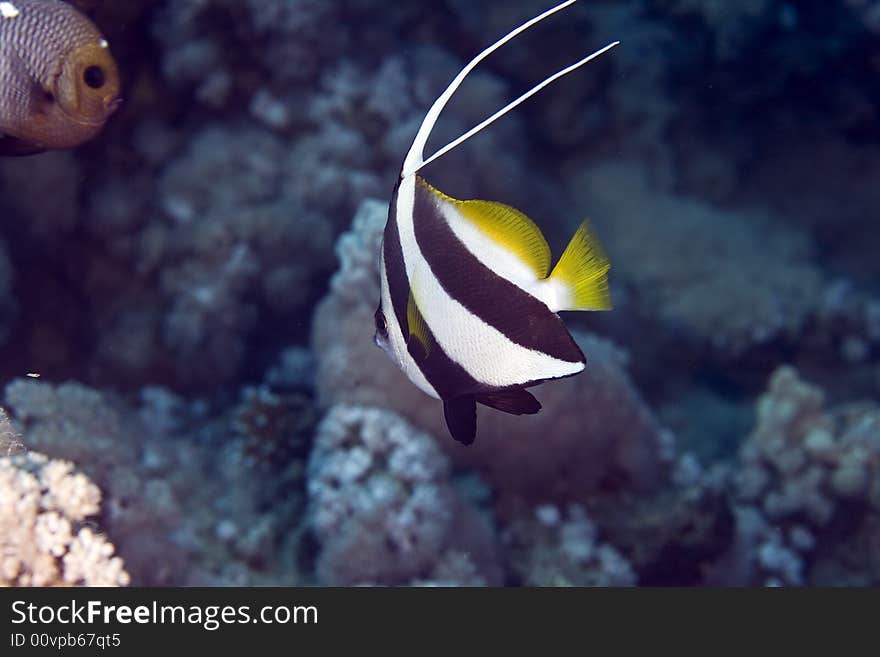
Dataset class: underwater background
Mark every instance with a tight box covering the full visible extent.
[1,0,879,586]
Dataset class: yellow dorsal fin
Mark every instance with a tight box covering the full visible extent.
[548,220,612,311]
[418,176,551,278]
[457,200,552,278]
[407,288,432,361]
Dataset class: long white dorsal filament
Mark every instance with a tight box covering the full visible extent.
[412,40,619,176]
[401,0,584,179]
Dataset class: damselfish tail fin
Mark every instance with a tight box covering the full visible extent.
[547,221,611,312]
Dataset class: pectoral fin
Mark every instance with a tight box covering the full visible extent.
[475,387,541,415]
[406,288,432,363]
[444,396,476,445]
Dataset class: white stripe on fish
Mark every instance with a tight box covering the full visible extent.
[375,0,618,444]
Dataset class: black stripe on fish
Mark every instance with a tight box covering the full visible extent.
[383,182,410,340]
[412,177,585,365]
[384,181,486,401]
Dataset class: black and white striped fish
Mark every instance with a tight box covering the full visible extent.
[375,0,618,446]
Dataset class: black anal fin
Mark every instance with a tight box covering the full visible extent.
[474,388,541,415]
[443,396,477,445]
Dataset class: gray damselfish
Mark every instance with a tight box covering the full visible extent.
[0,0,120,156]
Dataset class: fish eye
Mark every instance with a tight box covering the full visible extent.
[83,65,106,89]
[374,309,388,337]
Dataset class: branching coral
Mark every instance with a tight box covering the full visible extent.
[4,379,306,586]
[307,404,502,586]
[0,428,129,587]
[505,504,637,586]
[232,385,316,468]
[725,366,880,585]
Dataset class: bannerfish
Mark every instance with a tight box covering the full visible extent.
[0,0,120,156]
[375,0,619,445]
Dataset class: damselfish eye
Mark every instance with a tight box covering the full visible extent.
[83,65,106,89]
[374,309,388,336]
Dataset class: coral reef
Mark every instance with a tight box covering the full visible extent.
[726,366,880,585]
[3,378,306,586]
[505,504,637,586]
[594,452,734,585]
[307,404,502,586]
[148,122,336,385]
[0,407,22,457]
[0,0,878,588]
[0,411,129,586]
[571,160,824,356]
[73,119,339,388]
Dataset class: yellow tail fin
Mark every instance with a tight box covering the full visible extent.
[548,221,612,311]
